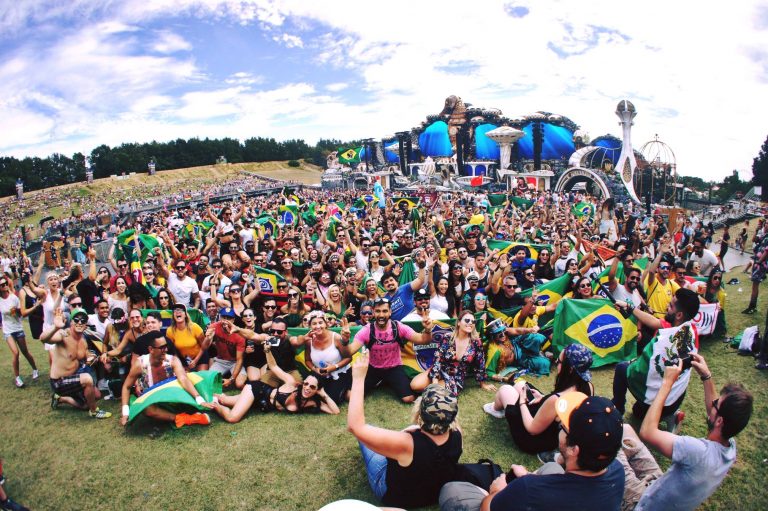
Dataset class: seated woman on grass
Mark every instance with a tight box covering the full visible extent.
[204,337,339,422]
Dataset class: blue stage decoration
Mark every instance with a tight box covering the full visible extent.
[518,122,575,160]
[474,123,500,160]
[418,121,453,157]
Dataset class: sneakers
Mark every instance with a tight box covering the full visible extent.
[14,377,23,388]
[175,412,211,428]
[742,307,756,314]
[97,378,109,392]
[483,402,505,419]
[89,408,112,419]
[50,393,60,410]
[1,497,30,511]
[31,370,39,381]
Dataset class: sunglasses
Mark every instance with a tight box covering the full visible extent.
[144,272,154,276]
[152,344,169,351]
[176,266,187,270]
[374,297,390,305]
[659,265,670,270]
[230,288,241,293]
[288,292,299,298]
[0,282,7,287]
[269,329,286,335]
[302,381,317,390]
[504,284,516,289]
[461,317,476,325]
[72,316,88,324]
[579,283,592,289]
[361,310,373,315]
[712,398,720,414]
[242,314,255,318]
[118,264,128,268]
[159,295,170,300]
[263,304,277,309]
[212,264,222,269]
[524,272,534,277]
[69,301,82,307]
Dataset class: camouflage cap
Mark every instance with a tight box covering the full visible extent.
[420,384,458,434]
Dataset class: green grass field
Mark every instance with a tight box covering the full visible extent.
[1,274,767,510]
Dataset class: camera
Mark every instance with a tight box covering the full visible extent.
[267,336,281,347]
[664,355,692,370]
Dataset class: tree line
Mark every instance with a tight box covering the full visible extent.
[0,137,355,197]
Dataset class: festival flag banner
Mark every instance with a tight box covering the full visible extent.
[278,205,298,226]
[627,323,697,405]
[488,193,508,207]
[486,239,552,260]
[692,302,719,336]
[140,308,210,333]
[182,221,214,240]
[252,266,286,293]
[510,196,535,210]
[128,370,222,423]
[255,214,278,238]
[518,273,571,306]
[552,298,638,367]
[116,229,161,264]
[394,197,421,210]
[338,147,362,164]
[572,201,595,219]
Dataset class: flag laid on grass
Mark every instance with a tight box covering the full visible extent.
[627,323,697,405]
[128,370,222,423]
[552,298,637,367]
[252,266,286,293]
[486,239,551,260]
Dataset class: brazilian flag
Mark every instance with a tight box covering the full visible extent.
[572,201,595,219]
[486,239,551,260]
[326,216,341,242]
[279,205,298,226]
[255,214,278,238]
[394,197,421,211]
[128,370,222,423]
[182,221,214,240]
[488,193,508,207]
[338,147,362,164]
[301,202,318,226]
[510,196,534,210]
[552,298,637,367]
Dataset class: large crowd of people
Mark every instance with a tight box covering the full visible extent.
[1,179,764,511]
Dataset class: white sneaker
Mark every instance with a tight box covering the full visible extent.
[97,378,109,392]
[32,369,39,381]
[14,376,24,388]
[483,402,505,419]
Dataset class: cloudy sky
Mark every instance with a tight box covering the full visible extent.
[1,0,766,181]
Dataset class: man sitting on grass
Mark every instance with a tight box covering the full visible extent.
[42,308,112,419]
[120,331,211,428]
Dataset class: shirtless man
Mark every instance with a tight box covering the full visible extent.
[119,331,210,428]
[41,308,112,418]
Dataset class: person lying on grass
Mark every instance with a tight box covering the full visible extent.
[120,330,211,428]
[203,336,340,422]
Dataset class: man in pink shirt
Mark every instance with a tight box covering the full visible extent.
[340,298,433,403]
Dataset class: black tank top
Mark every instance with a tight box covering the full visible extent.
[382,429,462,508]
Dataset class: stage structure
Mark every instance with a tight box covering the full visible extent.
[322,96,661,205]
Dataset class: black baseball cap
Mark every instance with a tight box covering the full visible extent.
[556,393,623,460]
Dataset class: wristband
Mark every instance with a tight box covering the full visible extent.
[195,395,205,405]
[700,373,712,382]
[122,405,130,417]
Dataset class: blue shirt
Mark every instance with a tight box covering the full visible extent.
[386,284,415,321]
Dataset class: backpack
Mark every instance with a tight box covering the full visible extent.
[368,319,407,348]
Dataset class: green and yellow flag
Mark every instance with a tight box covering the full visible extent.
[510,196,535,210]
[278,205,298,226]
[252,266,287,293]
[338,147,362,164]
[572,201,595,219]
[128,370,221,423]
[486,239,551,260]
[552,298,637,367]
[393,197,421,211]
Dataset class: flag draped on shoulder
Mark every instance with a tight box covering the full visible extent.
[552,298,637,367]
[486,239,551,260]
[128,370,222,423]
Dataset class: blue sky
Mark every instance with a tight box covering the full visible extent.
[1,0,767,182]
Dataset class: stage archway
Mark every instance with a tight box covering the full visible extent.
[554,167,611,198]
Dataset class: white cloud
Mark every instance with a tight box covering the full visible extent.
[1,0,767,186]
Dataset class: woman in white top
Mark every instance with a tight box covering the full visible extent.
[302,311,352,404]
[108,276,129,318]
[598,198,618,242]
[428,276,453,316]
[0,276,38,387]
[40,270,74,360]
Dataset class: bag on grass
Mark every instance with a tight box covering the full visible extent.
[454,458,504,491]
[738,326,759,354]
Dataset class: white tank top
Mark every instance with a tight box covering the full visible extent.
[43,291,66,330]
[310,335,349,380]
